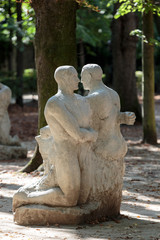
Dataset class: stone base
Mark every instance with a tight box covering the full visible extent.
[0,144,27,160]
[14,202,101,226]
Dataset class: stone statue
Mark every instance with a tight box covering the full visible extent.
[13,66,97,212]
[13,64,136,225]
[81,64,136,216]
[0,83,19,146]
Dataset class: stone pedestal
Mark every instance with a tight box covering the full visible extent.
[0,144,27,161]
[14,202,100,226]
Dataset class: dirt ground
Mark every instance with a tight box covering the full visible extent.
[0,96,160,240]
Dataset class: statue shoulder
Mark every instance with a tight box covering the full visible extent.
[45,94,64,111]
[107,86,119,98]
[89,89,108,100]
[0,83,11,94]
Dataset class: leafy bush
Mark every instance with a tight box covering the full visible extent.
[0,72,16,96]
[23,68,37,94]
[0,68,37,97]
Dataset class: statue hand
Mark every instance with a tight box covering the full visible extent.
[40,125,51,139]
[80,128,98,143]
[0,110,5,119]
[124,112,136,125]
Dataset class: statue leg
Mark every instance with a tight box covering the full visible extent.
[13,142,81,210]
[78,143,93,204]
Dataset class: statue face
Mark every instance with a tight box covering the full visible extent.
[69,71,80,91]
[81,70,91,90]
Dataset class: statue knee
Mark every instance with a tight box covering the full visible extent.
[65,194,78,206]
[64,186,80,206]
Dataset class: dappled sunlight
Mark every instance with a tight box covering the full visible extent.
[0,167,160,239]
[123,200,160,213]
[23,94,38,101]
[123,190,160,203]
[24,112,38,117]
[121,137,160,228]
[122,197,160,213]
[125,156,142,160]
[122,181,160,224]
[121,210,160,223]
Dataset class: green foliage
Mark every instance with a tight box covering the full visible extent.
[21,3,35,44]
[130,29,160,46]
[76,0,112,47]
[23,68,37,93]
[130,29,147,41]
[0,0,35,46]
[0,71,18,96]
[0,68,37,96]
[106,0,160,51]
[107,0,160,18]
[76,0,100,12]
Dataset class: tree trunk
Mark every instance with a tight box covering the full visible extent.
[142,7,157,144]
[22,0,77,172]
[20,145,42,173]
[16,2,23,107]
[112,4,142,121]
[33,0,77,130]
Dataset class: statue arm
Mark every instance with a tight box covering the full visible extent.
[111,91,136,125]
[40,125,51,139]
[45,101,96,142]
[118,112,136,125]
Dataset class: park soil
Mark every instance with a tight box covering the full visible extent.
[0,96,160,240]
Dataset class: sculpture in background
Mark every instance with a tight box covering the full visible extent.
[13,64,136,225]
[0,83,20,146]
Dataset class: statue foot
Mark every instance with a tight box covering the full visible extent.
[12,191,28,212]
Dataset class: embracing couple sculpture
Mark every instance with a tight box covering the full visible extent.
[13,64,136,224]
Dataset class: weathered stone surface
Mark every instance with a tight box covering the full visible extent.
[13,66,97,214]
[14,202,100,226]
[0,144,27,161]
[0,83,20,146]
[13,65,136,225]
[81,64,136,215]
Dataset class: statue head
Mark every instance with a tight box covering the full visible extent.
[54,66,79,91]
[81,64,103,90]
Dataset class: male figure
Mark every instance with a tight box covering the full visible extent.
[81,64,136,159]
[81,64,136,215]
[0,83,19,145]
[13,66,97,211]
